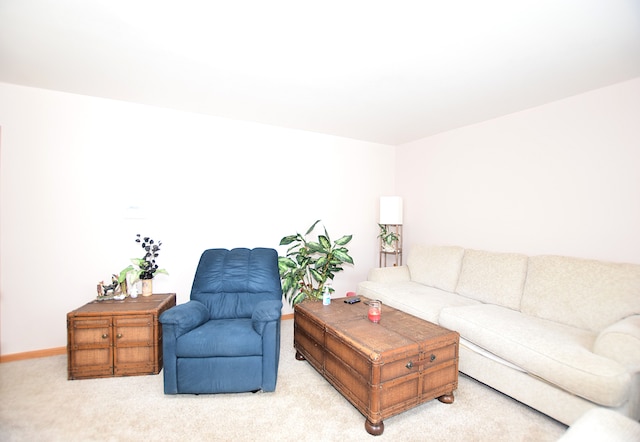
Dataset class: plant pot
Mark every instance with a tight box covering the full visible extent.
[141,279,153,297]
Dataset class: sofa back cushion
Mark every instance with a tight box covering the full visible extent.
[521,255,640,332]
[455,249,528,310]
[407,245,464,292]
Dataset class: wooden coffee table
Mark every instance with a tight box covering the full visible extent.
[294,297,459,435]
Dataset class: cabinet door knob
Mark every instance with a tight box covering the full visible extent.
[406,361,413,369]
[101,334,108,339]
[430,354,436,362]
[116,333,123,339]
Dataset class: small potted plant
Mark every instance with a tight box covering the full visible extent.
[378,224,400,252]
[119,234,168,297]
[278,220,354,306]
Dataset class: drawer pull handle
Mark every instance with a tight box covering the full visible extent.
[117,333,123,339]
[406,361,413,369]
[430,354,436,362]
[101,334,108,339]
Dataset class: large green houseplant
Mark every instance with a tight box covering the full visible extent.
[278,220,354,306]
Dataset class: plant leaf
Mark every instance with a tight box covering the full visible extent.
[278,257,297,272]
[318,235,331,250]
[291,291,305,306]
[309,268,323,283]
[323,226,330,244]
[307,241,324,253]
[279,235,298,245]
[305,220,322,236]
[117,265,134,282]
[333,249,354,264]
[334,234,353,246]
[315,256,328,270]
[281,277,294,295]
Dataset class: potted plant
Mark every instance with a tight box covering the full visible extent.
[278,220,354,306]
[378,224,400,252]
[118,234,168,297]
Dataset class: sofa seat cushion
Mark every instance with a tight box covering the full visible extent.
[439,304,631,407]
[357,281,480,324]
[176,318,262,357]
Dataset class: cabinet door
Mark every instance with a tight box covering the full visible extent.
[113,315,154,375]
[68,318,113,379]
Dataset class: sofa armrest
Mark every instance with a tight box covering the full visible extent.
[252,299,283,334]
[593,315,640,370]
[159,300,210,338]
[367,265,411,283]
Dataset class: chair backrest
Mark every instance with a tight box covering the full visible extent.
[190,248,283,319]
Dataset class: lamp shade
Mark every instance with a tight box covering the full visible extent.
[379,197,403,224]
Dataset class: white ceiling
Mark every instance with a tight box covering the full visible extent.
[1,0,640,145]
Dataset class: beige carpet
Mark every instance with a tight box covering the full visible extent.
[0,319,567,441]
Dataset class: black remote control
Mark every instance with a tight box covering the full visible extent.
[344,297,361,304]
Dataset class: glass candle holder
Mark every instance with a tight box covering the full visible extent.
[368,300,381,323]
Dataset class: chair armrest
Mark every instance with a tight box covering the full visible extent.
[593,315,640,370]
[159,300,210,338]
[252,300,283,334]
[367,265,411,283]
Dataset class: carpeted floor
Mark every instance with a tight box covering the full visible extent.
[0,319,567,441]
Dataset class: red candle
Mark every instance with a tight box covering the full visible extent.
[368,300,381,323]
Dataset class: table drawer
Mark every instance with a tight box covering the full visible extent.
[380,354,420,383]
[424,342,457,367]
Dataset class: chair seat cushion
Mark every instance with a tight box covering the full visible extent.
[176,318,262,357]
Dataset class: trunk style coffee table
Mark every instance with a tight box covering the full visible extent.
[294,297,459,436]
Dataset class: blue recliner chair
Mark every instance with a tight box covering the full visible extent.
[159,248,283,394]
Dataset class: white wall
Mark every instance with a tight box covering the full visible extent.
[0,83,395,355]
[3,77,639,356]
[397,78,640,264]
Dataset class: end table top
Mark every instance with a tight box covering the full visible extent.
[68,293,176,316]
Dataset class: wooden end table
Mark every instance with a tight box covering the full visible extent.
[67,293,176,380]
[294,297,459,435]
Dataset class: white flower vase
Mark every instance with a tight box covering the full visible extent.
[126,273,139,298]
[141,279,153,297]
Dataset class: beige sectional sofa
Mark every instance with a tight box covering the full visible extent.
[357,245,640,426]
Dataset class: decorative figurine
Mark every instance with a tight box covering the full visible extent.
[96,275,122,299]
